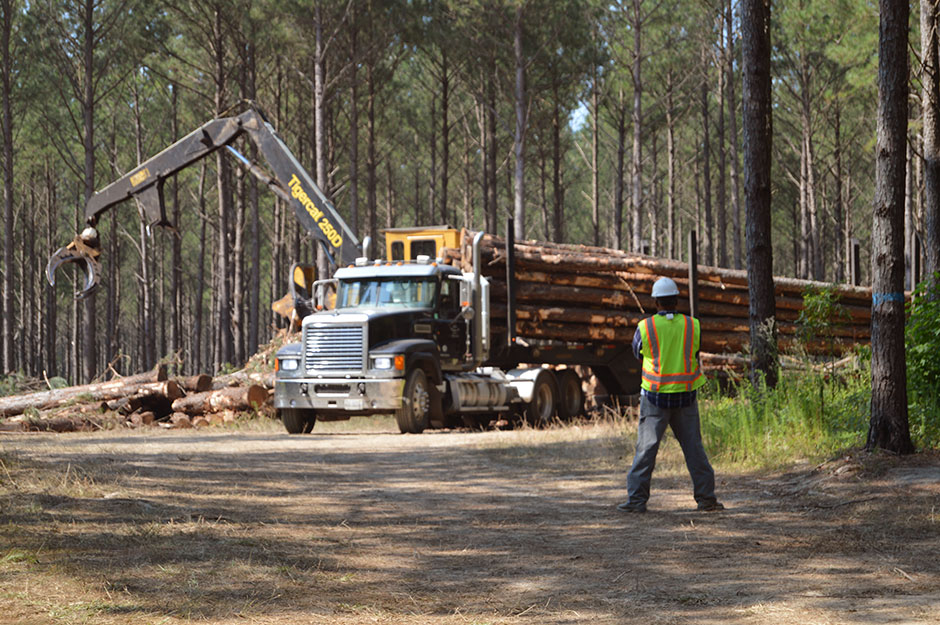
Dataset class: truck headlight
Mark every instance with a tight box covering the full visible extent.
[372,356,393,370]
[278,358,300,371]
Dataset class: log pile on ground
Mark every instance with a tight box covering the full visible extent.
[0,364,272,433]
[450,230,875,357]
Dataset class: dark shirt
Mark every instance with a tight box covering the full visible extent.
[633,310,698,408]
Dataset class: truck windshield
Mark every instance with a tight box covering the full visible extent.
[336,278,437,309]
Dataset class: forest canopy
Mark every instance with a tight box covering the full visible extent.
[0,0,923,382]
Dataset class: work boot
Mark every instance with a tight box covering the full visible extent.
[696,500,725,512]
[617,501,647,513]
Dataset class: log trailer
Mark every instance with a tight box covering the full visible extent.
[46,103,640,435]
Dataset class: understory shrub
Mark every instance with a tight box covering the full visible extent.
[906,274,940,448]
[699,353,871,468]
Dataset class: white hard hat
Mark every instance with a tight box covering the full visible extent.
[651,277,680,298]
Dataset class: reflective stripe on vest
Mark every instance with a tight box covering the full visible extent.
[639,314,704,393]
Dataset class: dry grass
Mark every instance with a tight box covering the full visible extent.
[1,420,939,625]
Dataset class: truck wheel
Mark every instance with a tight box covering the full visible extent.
[396,368,431,434]
[279,408,316,434]
[556,369,585,421]
[524,370,558,426]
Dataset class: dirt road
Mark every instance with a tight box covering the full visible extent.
[1,421,939,624]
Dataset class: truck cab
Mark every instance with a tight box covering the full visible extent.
[273,255,493,434]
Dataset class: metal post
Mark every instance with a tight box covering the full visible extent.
[506,218,517,347]
[688,229,699,318]
[849,238,861,286]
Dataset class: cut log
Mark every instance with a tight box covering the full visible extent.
[175,374,213,393]
[170,385,268,415]
[0,379,182,418]
[212,370,274,390]
[170,413,193,429]
[470,231,878,305]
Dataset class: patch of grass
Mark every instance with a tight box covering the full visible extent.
[1,549,38,565]
[699,353,871,468]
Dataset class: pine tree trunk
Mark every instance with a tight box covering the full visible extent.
[922,0,940,284]
[430,95,437,227]
[81,0,97,382]
[717,43,728,267]
[727,0,743,270]
[834,102,846,283]
[666,72,677,259]
[513,6,526,241]
[232,151,246,364]
[701,54,714,266]
[552,82,564,242]
[367,61,378,248]
[631,0,643,254]
[348,12,360,235]
[213,7,233,368]
[742,0,777,389]
[246,38,260,357]
[440,49,450,226]
[314,3,330,301]
[194,163,208,374]
[614,93,626,250]
[170,84,183,366]
[486,56,498,235]
[592,64,601,247]
[1,0,14,374]
[867,0,914,454]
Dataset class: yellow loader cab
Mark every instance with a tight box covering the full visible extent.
[383,226,459,261]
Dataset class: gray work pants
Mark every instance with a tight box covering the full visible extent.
[626,394,717,507]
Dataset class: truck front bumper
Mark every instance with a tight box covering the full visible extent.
[274,377,404,413]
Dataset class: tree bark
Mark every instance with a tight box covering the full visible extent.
[1,0,14,374]
[742,0,778,388]
[867,0,914,454]
[700,49,714,266]
[922,0,940,284]
[513,5,526,240]
[614,91,627,249]
[170,84,183,366]
[666,71,677,259]
[631,0,644,253]
[717,35,727,267]
[171,385,268,415]
[81,0,97,382]
[314,2,330,301]
[592,58,601,247]
[213,6,234,369]
[0,372,176,418]
[727,0,743,270]
[440,49,451,225]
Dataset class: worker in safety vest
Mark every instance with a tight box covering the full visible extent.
[617,276,724,513]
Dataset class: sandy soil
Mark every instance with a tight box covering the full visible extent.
[1,422,938,625]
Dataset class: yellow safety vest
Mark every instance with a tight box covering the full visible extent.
[638,313,705,393]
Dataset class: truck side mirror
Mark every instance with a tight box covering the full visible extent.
[455,304,474,322]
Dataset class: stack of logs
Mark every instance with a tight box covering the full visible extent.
[450,230,874,356]
[0,365,272,433]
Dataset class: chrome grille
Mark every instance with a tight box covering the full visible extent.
[304,325,365,372]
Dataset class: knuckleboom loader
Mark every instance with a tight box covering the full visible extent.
[47,103,640,435]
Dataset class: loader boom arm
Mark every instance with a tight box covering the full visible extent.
[83,104,361,267]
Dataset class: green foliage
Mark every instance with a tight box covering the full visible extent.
[905,274,940,447]
[797,284,850,359]
[700,352,872,468]
[0,373,27,397]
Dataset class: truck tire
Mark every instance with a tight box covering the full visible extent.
[524,369,558,426]
[396,368,431,434]
[279,408,316,434]
[556,369,585,421]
